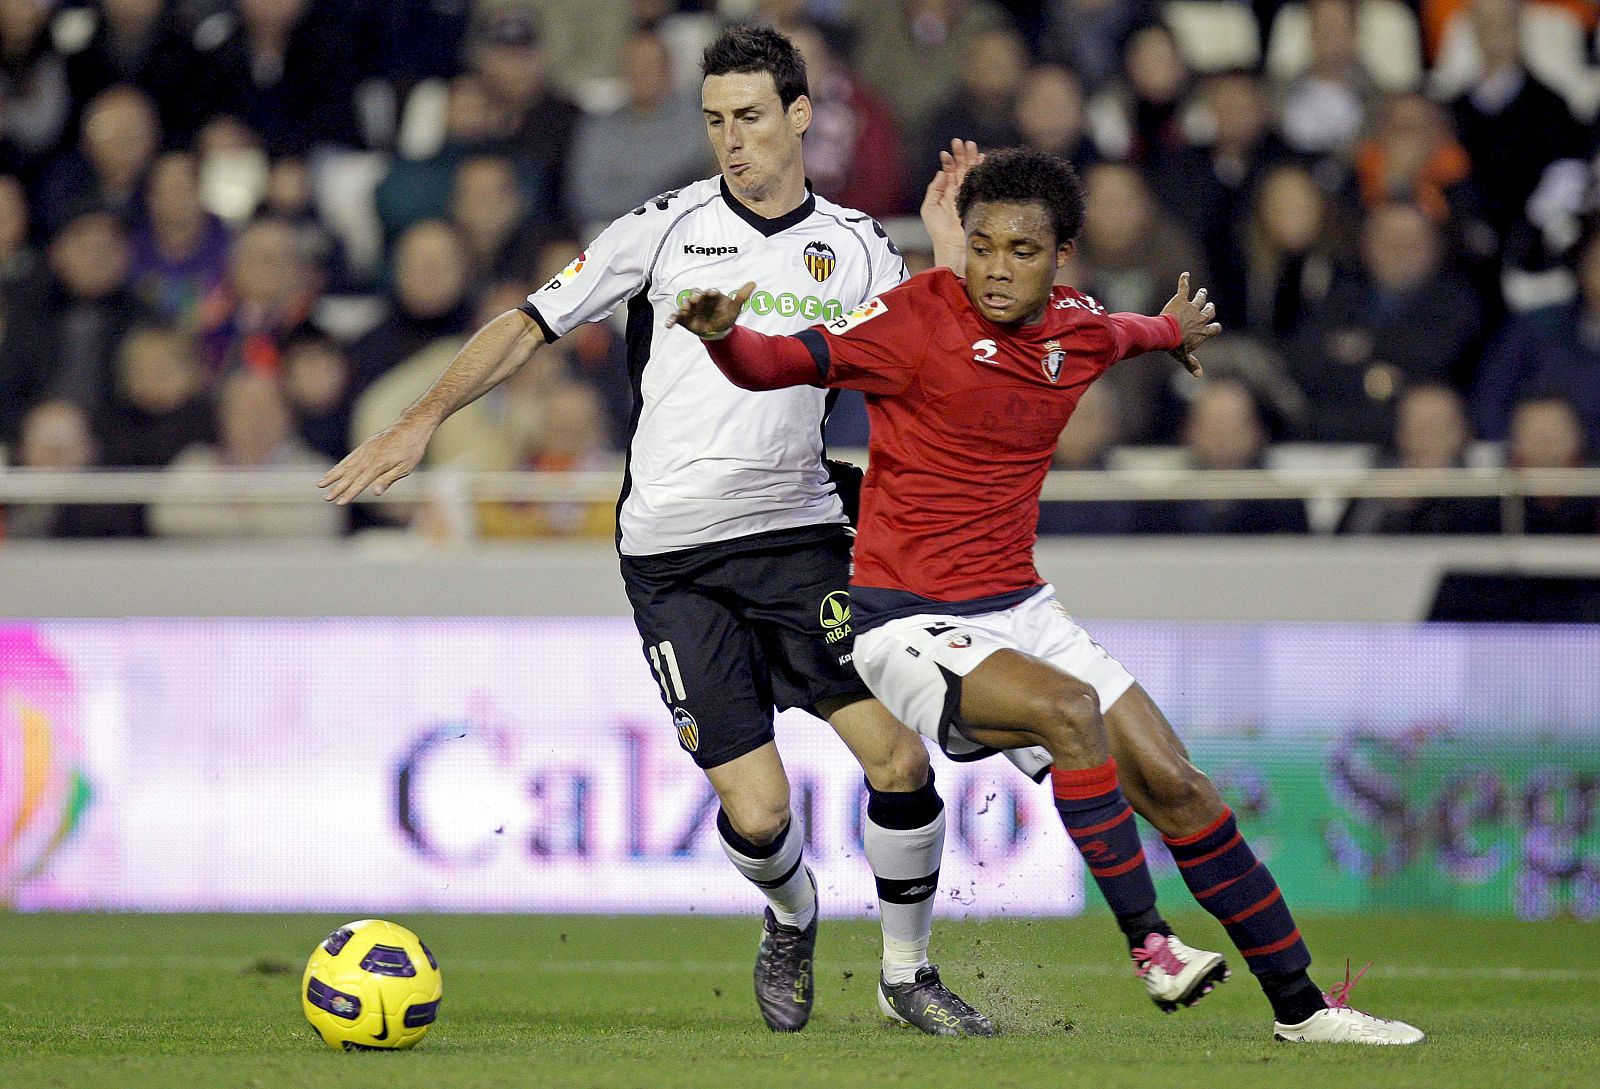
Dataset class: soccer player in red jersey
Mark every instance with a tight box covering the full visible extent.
[669,148,1424,1044]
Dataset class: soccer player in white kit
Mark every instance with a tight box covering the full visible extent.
[320,26,994,1036]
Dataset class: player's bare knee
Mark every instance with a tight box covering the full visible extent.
[863,734,930,793]
[1031,678,1101,738]
[1151,762,1221,816]
[718,795,792,846]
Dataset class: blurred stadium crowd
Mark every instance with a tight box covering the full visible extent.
[1,0,1598,540]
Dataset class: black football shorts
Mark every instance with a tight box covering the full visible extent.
[620,525,871,769]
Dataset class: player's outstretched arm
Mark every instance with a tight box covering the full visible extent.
[666,281,755,341]
[668,282,822,392]
[317,309,545,504]
[1160,272,1222,377]
[921,138,983,274]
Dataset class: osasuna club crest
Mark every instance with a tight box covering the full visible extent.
[1042,339,1067,383]
[803,241,836,282]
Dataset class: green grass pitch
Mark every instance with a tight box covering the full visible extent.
[0,911,1592,1089]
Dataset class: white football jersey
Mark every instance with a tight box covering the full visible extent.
[523,175,907,556]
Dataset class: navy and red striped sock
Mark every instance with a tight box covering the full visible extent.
[1164,806,1322,1022]
[1052,760,1167,942]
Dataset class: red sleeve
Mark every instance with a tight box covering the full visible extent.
[703,325,822,390]
[807,281,933,395]
[1107,313,1182,362]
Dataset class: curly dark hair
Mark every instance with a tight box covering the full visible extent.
[956,148,1086,246]
[701,24,808,110]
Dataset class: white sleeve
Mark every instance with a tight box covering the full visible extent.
[521,208,666,340]
[863,217,911,296]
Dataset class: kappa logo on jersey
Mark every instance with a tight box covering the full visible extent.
[803,241,836,282]
[672,707,699,752]
[971,339,999,364]
[1042,339,1067,383]
[820,590,852,644]
[683,243,739,257]
[540,251,587,292]
[1053,293,1107,315]
[827,296,887,334]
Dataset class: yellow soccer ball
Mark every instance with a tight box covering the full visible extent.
[302,919,442,1051]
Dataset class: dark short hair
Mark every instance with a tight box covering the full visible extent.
[701,24,808,110]
[956,147,1086,246]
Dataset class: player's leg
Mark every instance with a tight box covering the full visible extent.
[986,592,1229,1010]
[1103,684,1424,1043]
[621,552,817,1032]
[740,529,990,1036]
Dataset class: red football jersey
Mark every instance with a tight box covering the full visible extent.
[809,267,1178,608]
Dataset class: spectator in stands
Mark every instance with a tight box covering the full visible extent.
[58,0,195,139]
[196,217,320,378]
[260,155,348,290]
[911,26,1026,201]
[1136,380,1310,534]
[1473,229,1600,451]
[477,379,616,539]
[564,29,708,227]
[0,0,72,177]
[0,211,146,444]
[187,0,362,154]
[1113,22,1193,164]
[789,22,904,218]
[376,72,521,243]
[1014,64,1100,172]
[1153,70,1290,329]
[1036,383,1136,535]
[1039,0,1154,95]
[1290,202,1482,442]
[847,0,1013,137]
[151,369,341,538]
[39,84,161,233]
[467,11,580,222]
[1340,382,1501,533]
[281,331,352,463]
[0,173,37,320]
[348,219,473,395]
[96,323,214,468]
[1355,93,1474,226]
[5,398,139,538]
[1276,0,1378,159]
[1242,162,1345,340]
[1508,391,1599,534]
[449,154,544,286]
[1070,161,1204,442]
[1450,0,1589,257]
[129,151,231,330]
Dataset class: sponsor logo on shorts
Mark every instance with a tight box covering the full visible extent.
[672,707,699,752]
[947,634,972,649]
[820,590,852,645]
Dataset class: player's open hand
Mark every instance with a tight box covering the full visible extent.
[317,417,433,504]
[666,281,755,341]
[921,139,983,273]
[1160,272,1221,377]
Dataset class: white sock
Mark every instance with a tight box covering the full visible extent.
[864,809,945,984]
[718,810,816,930]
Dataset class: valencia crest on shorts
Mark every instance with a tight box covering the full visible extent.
[804,242,836,282]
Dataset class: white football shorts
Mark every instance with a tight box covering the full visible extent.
[853,584,1137,780]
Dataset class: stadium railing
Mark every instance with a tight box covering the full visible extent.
[3,466,1600,535]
